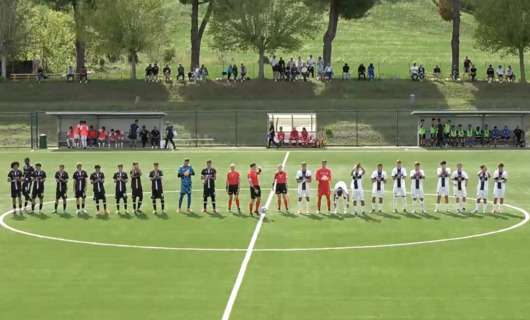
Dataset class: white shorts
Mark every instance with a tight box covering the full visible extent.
[493,187,505,198]
[437,186,450,196]
[453,188,467,198]
[476,189,488,200]
[411,188,424,199]
[297,187,310,198]
[393,187,406,197]
[351,189,364,201]
[372,189,385,199]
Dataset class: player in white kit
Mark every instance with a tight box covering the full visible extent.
[451,163,469,213]
[435,161,451,213]
[295,162,312,214]
[350,163,365,214]
[371,163,387,213]
[391,160,407,213]
[472,164,491,214]
[409,162,426,214]
[333,180,350,214]
[492,163,508,214]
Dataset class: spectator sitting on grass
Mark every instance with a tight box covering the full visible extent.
[342,63,351,80]
[79,66,88,84]
[36,66,47,82]
[470,64,477,81]
[307,55,315,78]
[506,66,515,82]
[410,63,419,81]
[418,64,426,81]
[163,64,171,82]
[433,65,441,80]
[200,65,209,80]
[177,64,185,81]
[496,65,504,82]
[368,63,375,80]
[357,63,366,80]
[486,64,495,83]
[66,66,75,81]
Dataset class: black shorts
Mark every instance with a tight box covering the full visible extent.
[93,192,106,201]
[32,188,44,198]
[203,186,215,198]
[75,190,86,199]
[132,188,143,198]
[151,190,164,199]
[227,185,239,195]
[275,183,287,194]
[115,191,127,200]
[250,186,261,199]
[56,190,67,199]
[11,188,21,198]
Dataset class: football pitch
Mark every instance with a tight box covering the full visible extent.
[1,148,530,320]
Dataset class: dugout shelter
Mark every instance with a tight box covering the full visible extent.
[267,113,317,145]
[46,111,167,148]
[411,110,530,147]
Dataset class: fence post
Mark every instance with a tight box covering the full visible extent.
[234,111,238,147]
[194,111,199,147]
[396,111,400,146]
[29,112,34,149]
[355,111,359,146]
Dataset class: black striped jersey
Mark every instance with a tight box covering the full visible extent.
[55,171,69,193]
[130,169,142,191]
[113,171,128,193]
[149,170,163,192]
[73,170,88,192]
[90,172,105,193]
[201,167,216,189]
[477,171,490,191]
[32,170,46,191]
[8,169,22,191]
[23,165,34,182]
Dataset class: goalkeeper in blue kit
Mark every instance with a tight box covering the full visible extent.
[177,159,195,213]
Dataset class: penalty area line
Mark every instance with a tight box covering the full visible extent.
[220,151,290,320]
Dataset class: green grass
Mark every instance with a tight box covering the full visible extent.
[1,149,530,319]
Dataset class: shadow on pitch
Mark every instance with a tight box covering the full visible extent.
[356,213,381,223]
[118,212,134,220]
[59,212,73,219]
[375,211,401,220]
[500,212,524,220]
[484,212,508,220]
[300,213,324,221]
[154,212,169,220]
[206,211,225,219]
[182,211,203,219]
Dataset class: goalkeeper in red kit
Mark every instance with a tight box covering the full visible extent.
[315,160,332,213]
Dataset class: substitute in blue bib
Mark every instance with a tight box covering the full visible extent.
[177,159,195,213]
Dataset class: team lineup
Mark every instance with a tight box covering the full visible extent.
[6,158,509,217]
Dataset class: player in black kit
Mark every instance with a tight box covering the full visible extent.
[201,160,217,213]
[113,164,129,214]
[149,162,165,214]
[7,161,23,215]
[31,163,46,214]
[73,163,88,215]
[130,162,143,214]
[90,165,108,216]
[54,164,69,213]
[22,157,34,211]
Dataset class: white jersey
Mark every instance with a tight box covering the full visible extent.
[493,169,508,198]
[334,181,349,196]
[451,170,469,197]
[436,167,451,195]
[410,169,425,199]
[350,168,365,201]
[296,169,312,197]
[371,170,387,197]
[476,170,491,199]
[391,167,407,195]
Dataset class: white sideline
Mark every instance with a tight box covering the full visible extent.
[220,151,290,320]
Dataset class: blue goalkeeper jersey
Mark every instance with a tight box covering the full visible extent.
[177,165,195,193]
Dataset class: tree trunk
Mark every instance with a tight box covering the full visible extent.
[451,0,460,75]
[190,0,213,71]
[258,46,265,80]
[0,54,6,80]
[130,51,137,80]
[519,47,526,83]
[73,2,86,72]
[323,0,339,66]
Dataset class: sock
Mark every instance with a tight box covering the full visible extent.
[284,198,288,211]
[212,198,216,210]
[161,198,165,210]
[402,198,407,210]
[277,198,281,210]
[178,193,184,209]
[249,202,253,213]
[124,201,127,210]
[96,203,100,211]
[372,202,376,210]
[31,203,35,211]
[204,197,208,210]
[297,200,302,211]
[228,197,233,210]
[255,199,261,212]
[378,202,383,211]
[39,202,43,210]
[117,203,120,211]
[138,199,142,210]
[420,199,425,211]
[326,195,331,211]
[77,203,80,210]
[152,200,157,211]
[133,199,137,210]
[55,202,58,210]
[317,196,322,211]
[63,202,66,211]
[103,201,107,210]
[435,203,439,211]
[235,198,240,209]
[187,193,191,209]
[82,200,85,209]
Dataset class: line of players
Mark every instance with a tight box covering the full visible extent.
[6,158,508,217]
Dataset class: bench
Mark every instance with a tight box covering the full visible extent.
[274,131,318,147]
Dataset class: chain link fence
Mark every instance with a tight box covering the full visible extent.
[0,110,420,149]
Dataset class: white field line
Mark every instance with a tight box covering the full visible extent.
[220,151,290,320]
[0,190,528,253]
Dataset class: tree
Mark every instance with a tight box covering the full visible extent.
[40,0,94,72]
[92,0,167,80]
[474,0,530,82]
[179,0,214,70]
[210,0,319,80]
[309,0,376,65]
[0,0,18,78]
[438,0,461,76]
